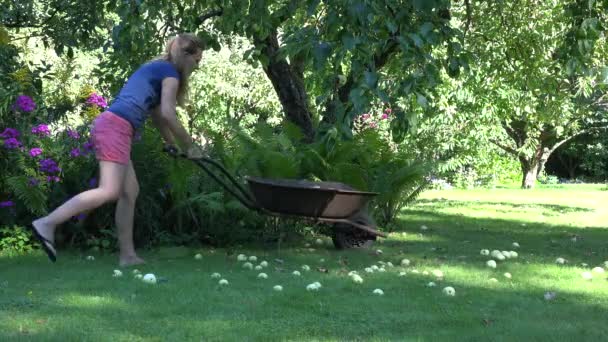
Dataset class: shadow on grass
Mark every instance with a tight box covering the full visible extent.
[379,200,608,269]
[1,265,607,341]
[414,199,595,214]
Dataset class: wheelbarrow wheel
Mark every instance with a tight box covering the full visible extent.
[331,228,376,249]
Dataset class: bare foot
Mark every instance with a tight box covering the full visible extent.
[32,218,57,256]
[119,255,146,267]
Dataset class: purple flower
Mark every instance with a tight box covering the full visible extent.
[0,200,14,208]
[66,129,80,139]
[381,113,389,120]
[82,140,95,155]
[46,176,61,183]
[28,177,40,187]
[32,124,51,137]
[88,177,98,188]
[13,95,36,112]
[3,138,21,149]
[39,158,61,174]
[70,148,81,157]
[86,93,108,108]
[29,147,43,157]
[0,128,20,139]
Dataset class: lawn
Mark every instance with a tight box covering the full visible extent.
[1,184,607,341]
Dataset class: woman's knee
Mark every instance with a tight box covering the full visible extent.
[99,187,122,202]
[123,182,139,202]
[120,182,139,202]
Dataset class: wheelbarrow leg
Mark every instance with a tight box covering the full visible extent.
[320,208,383,249]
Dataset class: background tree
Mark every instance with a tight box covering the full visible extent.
[450,0,607,188]
[100,0,469,143]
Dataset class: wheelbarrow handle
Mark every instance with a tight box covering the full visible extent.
[162,145,261,212]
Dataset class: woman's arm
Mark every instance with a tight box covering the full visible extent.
[158,77,194,150]
[150,106,176,146]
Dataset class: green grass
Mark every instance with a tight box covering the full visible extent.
[2,184,607,341]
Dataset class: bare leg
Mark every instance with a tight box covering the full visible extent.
[32,161,127,256]
[116,161,145,267]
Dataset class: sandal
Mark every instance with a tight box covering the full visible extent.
[30,225,57,262]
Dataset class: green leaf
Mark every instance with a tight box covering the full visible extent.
[313,42,332,69]
[329,163,368,191]
[300,147,330,177]
[386,20,398,33]
[416,92,428,108]
[447,57,460,77]
[376,88,390,103]
[258,54,269,67]
[598,67,608,84]
[349,87,366,113]
[307,0,320,16]
[364,71,378,89]
[276,133,293,151]
[341,33,358,50]
[408,33,424,48]
[261,151,299,178]
[6,176,47,215]
[419,22,434,37]
[283,121,305,142]
[390,118,409,143]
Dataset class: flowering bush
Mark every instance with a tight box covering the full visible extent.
[0,90,99,229]
[12,95,36,112]
[31,124,51,137]
[86,93,108,108]
[353,106,393,138]
[3,137,21,149]
[78,88,108,122]
[0,128,19,139]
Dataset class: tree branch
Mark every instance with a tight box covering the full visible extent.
[548,126,608,155]
[9,34,47,42]
[195,8,223,26]
[501,120,526,147]
[490,139,519,156]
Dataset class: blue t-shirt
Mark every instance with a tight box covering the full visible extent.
[108,60,180,129]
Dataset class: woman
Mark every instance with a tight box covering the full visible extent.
[31,33,205,266]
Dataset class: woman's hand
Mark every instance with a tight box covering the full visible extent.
[186,144,206,159]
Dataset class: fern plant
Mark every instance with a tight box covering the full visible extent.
[222,120,432,228]
[6,176,48,216]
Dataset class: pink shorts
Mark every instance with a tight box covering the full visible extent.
[91,111,134,165]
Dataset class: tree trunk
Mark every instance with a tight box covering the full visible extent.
[519,156,539,189]
[520,145,552,188]
[258,31,315,142]
[567,159,577,179]
[519,142,545,189]
[535,148,551,179]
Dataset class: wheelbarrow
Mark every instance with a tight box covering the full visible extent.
[164,146,386,249]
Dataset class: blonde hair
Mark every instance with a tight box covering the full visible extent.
[155,33,204,106]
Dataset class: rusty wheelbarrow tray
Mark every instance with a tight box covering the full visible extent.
[165,147,386,247]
